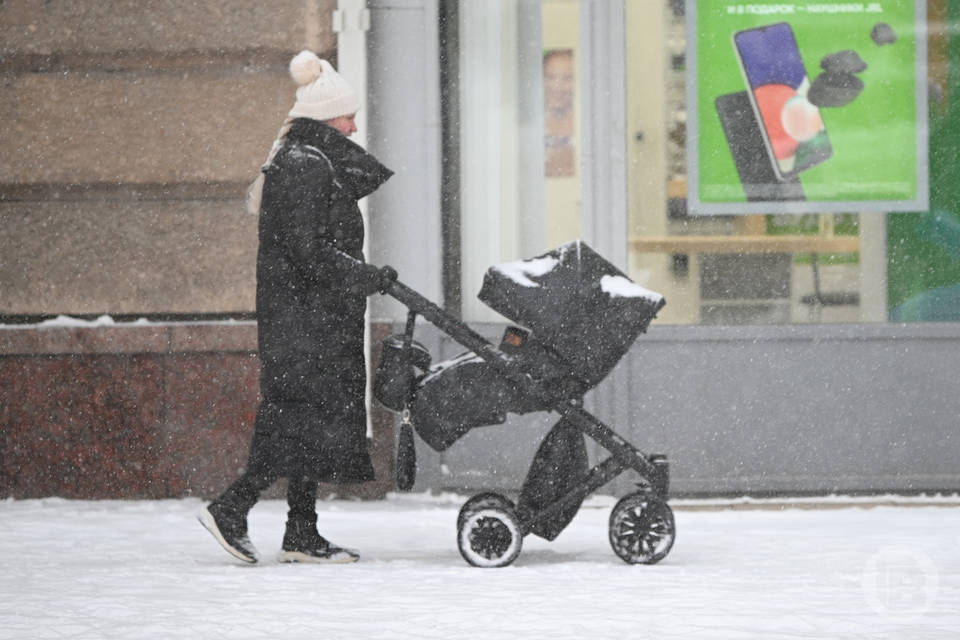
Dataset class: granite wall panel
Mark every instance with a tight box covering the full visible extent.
[0,0,333,58]
[0,200,257,314]
[0,354,166,498]
[1,72,293,185]
[1,0,340,319]
[159,352,260,497]
[0,323,397,500]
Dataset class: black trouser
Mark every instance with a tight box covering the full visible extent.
[214,466,318,525]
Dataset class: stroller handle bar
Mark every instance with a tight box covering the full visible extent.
[385,279,502,361]
[320,243,505,365]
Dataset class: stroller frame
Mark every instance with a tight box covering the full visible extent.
[380,273,676,568]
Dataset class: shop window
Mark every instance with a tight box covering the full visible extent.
[625,0,944,325]
[454,0,960,325]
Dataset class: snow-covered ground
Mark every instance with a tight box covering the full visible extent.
[2,494,959,639]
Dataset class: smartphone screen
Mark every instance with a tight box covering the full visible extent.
[733,22,832,179]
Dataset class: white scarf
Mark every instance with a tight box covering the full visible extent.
[245,117,294,215]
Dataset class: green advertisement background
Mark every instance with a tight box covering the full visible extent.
[696,0,919,205]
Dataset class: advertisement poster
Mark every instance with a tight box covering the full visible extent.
[687,0,928,214]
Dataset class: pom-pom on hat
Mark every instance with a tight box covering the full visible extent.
[287,50,360,122]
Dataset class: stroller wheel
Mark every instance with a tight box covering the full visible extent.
[608,492,676,565]
[457,503,523,568]
[456,492,515,531]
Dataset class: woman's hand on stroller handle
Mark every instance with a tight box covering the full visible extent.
[352,262,398,296]
[374,265,398,294]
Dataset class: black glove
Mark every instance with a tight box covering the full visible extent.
[351,263,397,296]
[376,265,398,293]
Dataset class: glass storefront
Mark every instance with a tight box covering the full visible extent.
[631,1,885,325]
[456,0,960,326]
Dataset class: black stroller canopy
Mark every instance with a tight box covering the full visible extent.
[479,240,665,387]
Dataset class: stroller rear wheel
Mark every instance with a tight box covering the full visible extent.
[457,498,523,568]
[608,492,675,565]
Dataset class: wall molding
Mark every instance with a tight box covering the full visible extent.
[0,47,300,75]
[0,181,249,203]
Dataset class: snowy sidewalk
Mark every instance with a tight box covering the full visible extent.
[1,494,958,639]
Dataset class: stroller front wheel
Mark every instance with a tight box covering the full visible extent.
[608,492,676,565]
[457,502,523,568]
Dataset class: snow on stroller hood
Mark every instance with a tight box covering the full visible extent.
[491,256,560,288]
[600,274,663,304]
[489,241,662,303]
[478,241,666,388]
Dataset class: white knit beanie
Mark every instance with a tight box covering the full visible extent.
[245,51,360,215]
[287,50,360,121]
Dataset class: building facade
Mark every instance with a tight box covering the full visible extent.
[2,0,959,499]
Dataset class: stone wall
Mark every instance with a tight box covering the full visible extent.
[0,0,338,315]
[0,2,402,500]
[0,322,396,499]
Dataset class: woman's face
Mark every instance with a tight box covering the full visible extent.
[326,114,358,137]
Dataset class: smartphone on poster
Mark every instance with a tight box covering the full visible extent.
[715,91,804,201]
[732,22,832,180]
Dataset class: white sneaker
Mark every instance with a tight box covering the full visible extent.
[198,504,258,564]
[278,536,359,564]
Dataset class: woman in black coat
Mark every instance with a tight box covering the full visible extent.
[200,51,393,565]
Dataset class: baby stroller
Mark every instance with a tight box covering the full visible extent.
[370,240,676,567]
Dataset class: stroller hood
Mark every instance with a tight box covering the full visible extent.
[478,241,665,387]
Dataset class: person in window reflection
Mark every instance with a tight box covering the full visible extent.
[199,50,394,564]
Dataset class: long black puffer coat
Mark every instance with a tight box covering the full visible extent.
[248,118,393,483]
